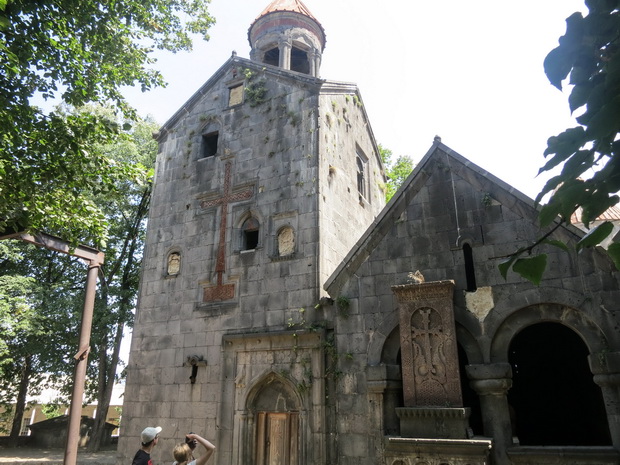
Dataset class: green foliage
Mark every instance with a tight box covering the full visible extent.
[504,2,620,282]
[0,114,156,449]
[335,296,350,318]
[40,402,62,419]
[0,241,83,427]
[379,144,415,202]
[243,69,268,107]
[0,0,214,245]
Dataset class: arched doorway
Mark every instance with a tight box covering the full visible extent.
[507,322,611,445]
[251,376,300,465]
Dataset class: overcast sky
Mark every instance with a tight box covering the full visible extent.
[123,0,588,199]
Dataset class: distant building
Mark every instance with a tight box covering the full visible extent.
[0,383,124,439]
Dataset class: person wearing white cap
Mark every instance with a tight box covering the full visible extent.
[131,426,162,465]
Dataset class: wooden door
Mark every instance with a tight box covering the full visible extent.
[255,412,299,465]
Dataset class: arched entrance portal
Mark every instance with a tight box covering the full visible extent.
[251,377,300,465]
[508,322,611,445]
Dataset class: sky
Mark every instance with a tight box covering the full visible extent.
[123,0,588,200]
[117,0,592,368]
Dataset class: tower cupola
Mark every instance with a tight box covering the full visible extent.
[248,0,326,77]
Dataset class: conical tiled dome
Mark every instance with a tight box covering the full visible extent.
[248,0,326,77]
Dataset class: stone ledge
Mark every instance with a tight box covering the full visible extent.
[507,446,620,465]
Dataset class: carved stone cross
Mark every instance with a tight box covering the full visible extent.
[200,161,253,301]
[392,280,462,407]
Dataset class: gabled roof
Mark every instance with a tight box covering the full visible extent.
[155,55,323,141]
[324,139,588,296]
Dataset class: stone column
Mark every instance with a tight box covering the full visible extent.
[590,350,620,448]
[279,38,291,70]
[466,363,513,465]
[314,52,322,78]
[308,49,318,77]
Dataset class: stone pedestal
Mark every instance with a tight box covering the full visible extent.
[396,407,471,439]
[385,437,492,465]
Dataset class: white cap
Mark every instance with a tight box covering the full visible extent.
[141,426,162,444]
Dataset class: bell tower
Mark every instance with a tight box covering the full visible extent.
[120,1,387,464]
[248,0,326,77]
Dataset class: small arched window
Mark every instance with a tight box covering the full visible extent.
[290,46,309,74]
[263,47,279,67]
[356,153,367,199]
[242,217,260,250]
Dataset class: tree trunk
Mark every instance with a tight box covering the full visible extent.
[9,354,32,447]
[88,321,123,452]
[89,184,150,451]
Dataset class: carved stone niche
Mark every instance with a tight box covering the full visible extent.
[392,280,471,440]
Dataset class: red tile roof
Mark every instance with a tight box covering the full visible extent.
[255,0,319,22]
[571,204,620,224]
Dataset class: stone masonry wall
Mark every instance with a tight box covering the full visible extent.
[326,151,620,465]
[317,89,385,290]
[120,59,388,465]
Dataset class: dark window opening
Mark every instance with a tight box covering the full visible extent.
[264,47,279,67]
[508,322,611,446]
[291,47,309,74]
[463,243,477,291]
[356,155,366,198]
[202,132,218,158]
[242,217,259,250]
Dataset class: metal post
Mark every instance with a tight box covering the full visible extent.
[0,232,103,465]
[63,261,100,465]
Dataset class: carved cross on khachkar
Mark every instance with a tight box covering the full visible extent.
[200,161,253,302]
[392,280,471,440]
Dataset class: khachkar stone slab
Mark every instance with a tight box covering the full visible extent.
[392,280,462,407]
[392,280,472,441]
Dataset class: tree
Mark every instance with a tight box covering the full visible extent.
[0,242,82,446]
[0,113,157,450]
[86,116,157,451]
[0,0,214,245]
[501,0,620,283]
[379,144,416,202]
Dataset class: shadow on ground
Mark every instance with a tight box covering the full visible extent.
[0,445,117,464]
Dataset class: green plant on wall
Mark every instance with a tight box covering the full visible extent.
[481,192,493,207]
[296,356,313,394]
[323,335,343,380]
[243,68,268,107]
[287,111,300,127]
[335,295,350,318]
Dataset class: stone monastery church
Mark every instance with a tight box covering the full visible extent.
[119,1,620,464]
